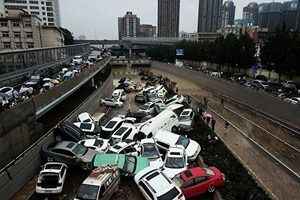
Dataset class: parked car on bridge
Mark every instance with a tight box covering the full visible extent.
[0,87,17,102]
[54,121,86,142]
[284,97,300,105]
[72,55,83,65]
[178,108,196,133]
[74,167,120,200]
[107,141,139,156]
[36,162,68,194]
[73,122,96,136]
[77,112,94,123]
[134,167,185,200]
[172,167,225,198]
[42,141,97,170]
[100,116,125,139]
[108,123,139,146]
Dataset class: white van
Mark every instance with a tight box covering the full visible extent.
[74,167,120,200]
[138,109,179,138]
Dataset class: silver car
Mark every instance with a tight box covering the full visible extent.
[178,109,195,133]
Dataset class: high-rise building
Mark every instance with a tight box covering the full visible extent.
[139,24,156,37]
[198,0,223,32]
[243,2,259,26]
[157,0,180,37]
[221,0,235,27]
[258,2,283,32]
[4,0,60,26]
[282,0,298,31]
[118,11,140,40]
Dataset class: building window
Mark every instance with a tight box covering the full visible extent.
[3,42,11,49]
[46,2,52,6]
[14,32,21,37]
[12,21,20,27]
[26,32,33,38]
[27,42,34,48]
[29,0,38,4]
[42,12,46,15]
[15,42,22,49]
[47,12,53,17]
[31,11,40,15]
[0,21,8,27]
[48,18,54,22]
[2,31,9,37]
[42,7,45,10]
[48,23,54,26]
[24,21,32,27]
[29,6,39,10]
[46,7,53,11]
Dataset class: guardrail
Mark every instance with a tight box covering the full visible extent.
[0,43,90,87]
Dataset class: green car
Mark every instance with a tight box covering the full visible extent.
[93,153,149,175]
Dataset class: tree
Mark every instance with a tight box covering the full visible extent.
[59,27,74,45]
[237,33,257,72]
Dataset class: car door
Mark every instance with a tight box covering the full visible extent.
[190,176,211,196]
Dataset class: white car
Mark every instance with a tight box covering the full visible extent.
[36,162,68,194]
[134,167,185,200]
[165,95,185,106]
[107,141,139,156]
[162,146,188,179]
[100,98,123,107]
[284,97,300,105]
[108,123,139,146]
[0,87,16,101]
[101,117,125,139]
[139,102,158,115]
[154,130,201,161]
[78,138,109,153]
[72,55,83,65]
[112,89,127,101]
[178,108,195,132]
[73,122,95,135]
[139,138,163,168]
[19,85,34,96]
[77,112,94,123]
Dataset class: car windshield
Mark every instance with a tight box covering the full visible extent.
[80,123,93,130]
[165,157,185,168]
[173,174,184,187]
[179,114,191,121]
[142,143,160,158]
[175,136,190,148]
[94,139,104,147]
[73,144,88,156]
[204,168,215,176]
[157,187,180,200]
[76,184,99,200]
[114,127,128,136]
[105,120,118,129]
[123,156,136,173]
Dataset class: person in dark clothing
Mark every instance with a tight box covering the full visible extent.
[225,121,230,129]
[211,118,216,131]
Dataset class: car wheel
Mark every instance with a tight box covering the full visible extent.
[208,185,215,193]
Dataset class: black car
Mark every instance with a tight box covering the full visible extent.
[54,121,86,142]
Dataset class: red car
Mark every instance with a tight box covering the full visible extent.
[172,167,225,199]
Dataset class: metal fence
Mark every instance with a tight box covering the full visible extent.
[0,43,90,76]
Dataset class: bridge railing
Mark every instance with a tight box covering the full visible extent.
[0,43,90,78]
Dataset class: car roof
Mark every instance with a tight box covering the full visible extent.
[180,167,206,181]
[143,170,173,196]
[155,130,179,145]
[141,138,155,144]
[53,141,77,151]
[42,162,66,173]
[93,154,125,168]
[167,147,185,158]
[78,112,91,120]
[83,167,118,186]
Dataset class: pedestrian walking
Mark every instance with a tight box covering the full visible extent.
[211,118,216,131]
[225,121,230,129]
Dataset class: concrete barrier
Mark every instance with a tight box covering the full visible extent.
[0,72,112,200]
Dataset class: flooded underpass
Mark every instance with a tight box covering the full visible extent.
[16,66,270,200]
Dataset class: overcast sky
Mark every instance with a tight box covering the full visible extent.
[60,0,285,40]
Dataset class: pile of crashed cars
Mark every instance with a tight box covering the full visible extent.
[0,53,104,112]
[37,77,225,200]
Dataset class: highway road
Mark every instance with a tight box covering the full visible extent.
[153,61,300,130]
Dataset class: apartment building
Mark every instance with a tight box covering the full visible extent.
[4,0,60,26]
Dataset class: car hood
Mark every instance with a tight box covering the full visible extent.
[162,167,186,179]
[185,140,201,159]
[81,149,97,162]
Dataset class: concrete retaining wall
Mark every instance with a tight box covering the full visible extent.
[0,72,112,200]
[0,100,41,168]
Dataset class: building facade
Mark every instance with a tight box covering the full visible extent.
[4,0,60,26]
[0,0,4,17]
[258,1,298,32]
[158,0,180,37]
[139,24,156,37]
[118,11,140,40]
[221,0,235,27]
[180,31,221,42]
[243,2,259,26]
[0,10,64,51]
[198,0,223,32]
